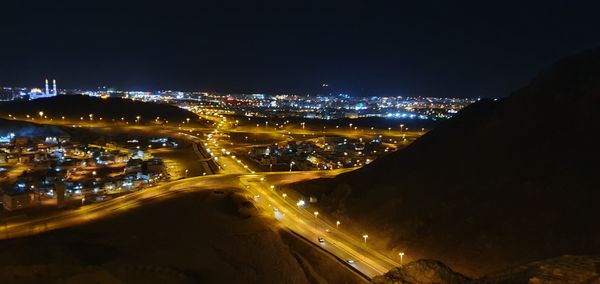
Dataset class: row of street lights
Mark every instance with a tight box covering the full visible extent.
[309,205,406,266]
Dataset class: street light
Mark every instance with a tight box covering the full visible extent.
[38,111,44,119]
[289,161,295,172]
[314,211,319,218]
[336,220,340,229]
[363,234,368,246]
[399,252,405,266]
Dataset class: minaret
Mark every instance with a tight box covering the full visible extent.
[52,79,57,96]
[45,79,49,95]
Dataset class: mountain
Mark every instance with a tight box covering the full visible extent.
[0,95,197,123]
[294,48,600,276]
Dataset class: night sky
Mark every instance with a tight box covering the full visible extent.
[1,0,599,97]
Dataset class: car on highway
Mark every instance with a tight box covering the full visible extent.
[346,259,355,264]
[318,237,325,244]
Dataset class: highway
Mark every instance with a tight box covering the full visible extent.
[1,113,407,279]
[238,174,400,278]
[1,170,398,279]
[184,111,404,278]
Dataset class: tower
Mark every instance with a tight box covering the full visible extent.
[52,79,57,96]
[45,79,49,95]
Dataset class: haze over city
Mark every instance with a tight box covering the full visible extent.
[1,1,600,284]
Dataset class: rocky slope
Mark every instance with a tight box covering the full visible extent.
[294,48,600,276]
[372,255,600,284]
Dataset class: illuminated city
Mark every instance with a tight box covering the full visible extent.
[1,1,600,283]
[2,82,476,121]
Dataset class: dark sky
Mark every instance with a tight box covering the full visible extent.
[1,0,599,97]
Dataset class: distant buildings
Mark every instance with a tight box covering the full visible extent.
[29,79,58,100]
[2,82,475,121]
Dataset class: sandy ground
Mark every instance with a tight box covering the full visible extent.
[0,187,362,284]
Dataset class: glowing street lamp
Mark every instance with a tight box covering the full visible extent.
[399,252,405,265]
[336,220,341,229]
[38,111,44,119]
[186,118,190,124]
[314,211,319,218]
[289,161,295,172]
[363,234,368,246]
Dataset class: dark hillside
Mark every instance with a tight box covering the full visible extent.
[294,48,600,276]
[0,95,197,123]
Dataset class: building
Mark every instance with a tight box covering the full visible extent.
[143,158,166,175]
[3,191,35,211]
[29,79,58,100]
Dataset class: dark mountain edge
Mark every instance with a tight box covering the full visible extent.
[291,47,600,276]
[372,255,600,284]
[0,95,197,123]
